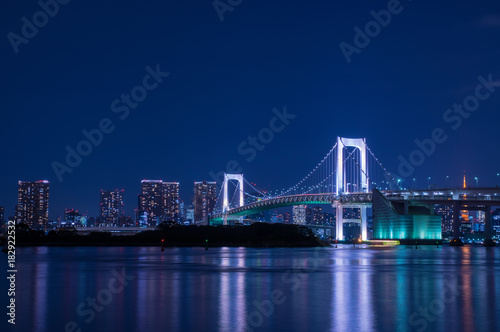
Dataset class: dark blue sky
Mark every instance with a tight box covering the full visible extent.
[1,0,500,219]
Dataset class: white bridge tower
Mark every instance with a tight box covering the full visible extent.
[222,173,244,225]
[335,137,369,241]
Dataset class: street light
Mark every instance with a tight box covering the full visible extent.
[412,178,416,189]
[427,177,431,189]
[475,177,478,188]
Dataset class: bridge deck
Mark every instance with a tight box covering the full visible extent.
[213,188,500,222]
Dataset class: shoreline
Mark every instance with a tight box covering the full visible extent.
[13,243,327,248]
[8,223,330,248]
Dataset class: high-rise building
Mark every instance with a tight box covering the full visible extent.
[139,180,164,225]
[16,180,50,228]
[163,182,180,222]
[193,181,217,225]
[139,180,180,225]
[293,205,307,225]
[100,189,125,225]
[435,204,453,233]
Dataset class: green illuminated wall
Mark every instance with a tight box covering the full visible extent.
[372,189,442,240]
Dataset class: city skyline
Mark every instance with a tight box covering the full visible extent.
[5,178,220,222]
[2,1,500,228]
[4,169,499,222]
[9,175,500,245]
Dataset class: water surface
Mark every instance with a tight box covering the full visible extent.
[1,245,499,332]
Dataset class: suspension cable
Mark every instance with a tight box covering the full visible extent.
[365,143,402,190]
[278,143,337,196]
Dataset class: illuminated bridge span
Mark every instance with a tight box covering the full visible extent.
[211,137,499,246]
[221,194,336,216]
[214,189,500,218]
[215,193,374,217]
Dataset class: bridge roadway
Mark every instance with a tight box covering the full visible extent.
[212,187,500,244]
[213,187,500,219]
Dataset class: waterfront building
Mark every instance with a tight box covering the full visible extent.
[16,180,50,228]
[139,180,180,225]
[372,189,441,240]
[100,189,125,225]
[163,182,180,222]
[193,181,217,225]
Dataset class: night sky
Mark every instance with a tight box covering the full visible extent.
[1,0,500,219]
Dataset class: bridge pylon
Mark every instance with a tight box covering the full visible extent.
[335,137,369,241]
[335,201,343,241]
[222,173,244,225]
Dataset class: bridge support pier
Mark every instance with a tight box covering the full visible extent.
[361,206,367,241]
[335,202,343,241]
[450,202,464,246]
[483,208,496,247]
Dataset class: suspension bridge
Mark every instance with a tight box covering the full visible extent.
[211,137,500,246]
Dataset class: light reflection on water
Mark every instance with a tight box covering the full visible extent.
[1,245,499,332]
